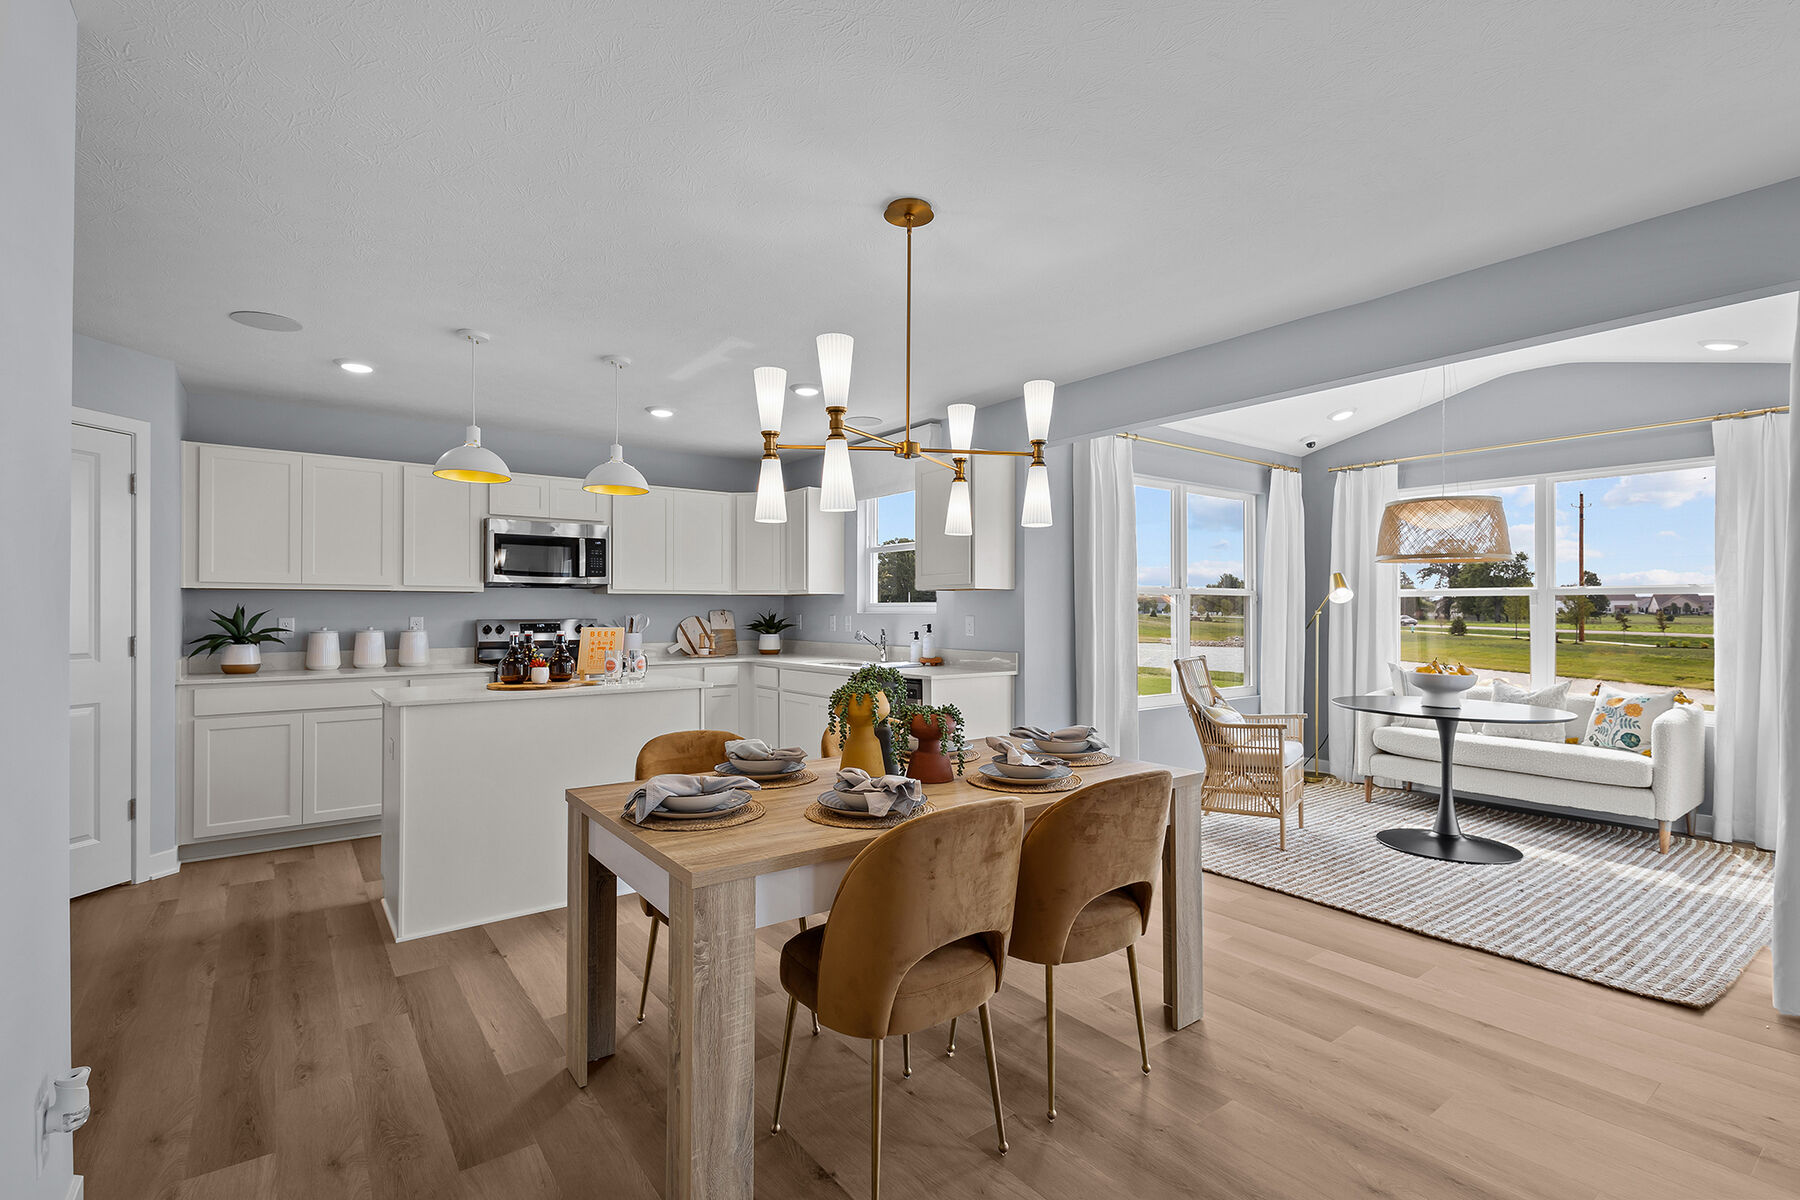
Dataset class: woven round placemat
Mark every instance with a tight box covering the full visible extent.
[713,767,818,790]
[968,772,1083,794]
[804,800,935,829]
[1050,750,1113,767]
[628,800,766,832]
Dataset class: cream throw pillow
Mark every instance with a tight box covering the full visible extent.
[1202,701,1244,726]
[1486,679,1572,741]
[1583,688,1676,753]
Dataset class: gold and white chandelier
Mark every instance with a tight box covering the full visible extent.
[749,197,1055,533]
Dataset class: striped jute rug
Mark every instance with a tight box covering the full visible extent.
[1201,780,1774,1007]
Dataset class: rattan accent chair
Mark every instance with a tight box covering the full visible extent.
[1175,656,1307,850]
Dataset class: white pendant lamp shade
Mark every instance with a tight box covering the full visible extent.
[754,366,786,432]
[754,456,787,522]
[817,333,854,406]
[1021,462,1053,528]
[947,403,976,452]
[1375,495,1511,562]
[434,426,511,483]
[945,477,973,537]
[584,444,649,496]
[820,436,856,512]
[1023,379,1055,442]
[435,330,511,483]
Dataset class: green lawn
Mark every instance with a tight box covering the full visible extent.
[1401,629,1714,691]
[1137,666,1241,696]
[1138,614,1246,642]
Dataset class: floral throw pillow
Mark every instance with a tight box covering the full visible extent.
[1582,689,1675,753]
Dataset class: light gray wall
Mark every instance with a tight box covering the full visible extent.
[74,335,187,856]
[0,0,77,1194]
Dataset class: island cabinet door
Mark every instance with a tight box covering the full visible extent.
[753,686,781,743]
[192,712,303,838]
[779,692,831,754]
[302,710,384,824]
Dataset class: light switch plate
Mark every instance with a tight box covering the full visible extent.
[277,617,296,632]
[964,615,975,638]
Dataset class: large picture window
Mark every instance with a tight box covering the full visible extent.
[1398,460,1715,706]
[1135,479,1256,705]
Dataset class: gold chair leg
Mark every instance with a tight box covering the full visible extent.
[1044,964,1057,1121]
[901,1033,912,1078]
[870,1039,885,1200]
[978,1001,1009,1154]
[946,1016,957,1057]
[1126,944,1150,1075]
[636,917,660,1023]
[771,995,797,1134]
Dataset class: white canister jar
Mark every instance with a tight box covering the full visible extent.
[306,628,341,671]
[397,628,430,667]
[353,627,387,669]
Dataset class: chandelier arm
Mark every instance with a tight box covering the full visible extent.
[918,446,1036,458]
[840,424,904,448]
[773,442,827,451]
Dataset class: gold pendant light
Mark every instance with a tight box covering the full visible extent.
[1375,368,1511,563]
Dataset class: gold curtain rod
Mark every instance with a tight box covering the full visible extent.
[1328,404,1789,473]
[1116,431,1301,473]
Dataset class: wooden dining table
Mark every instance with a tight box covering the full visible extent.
[563,752,1205,1199]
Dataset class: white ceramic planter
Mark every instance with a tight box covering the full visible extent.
[220,644,261,675]
[530,665,551,685]
[758,634,782,655]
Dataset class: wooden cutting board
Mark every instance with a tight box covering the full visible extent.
[676,615,712,656]
[708,609,736,656]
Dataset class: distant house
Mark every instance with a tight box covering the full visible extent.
[1605,595,1641,614]
[1647,593,1713,616]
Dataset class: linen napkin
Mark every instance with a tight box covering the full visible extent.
[985,735,1053,766]
[829,768,925,818]
[724,738,807,762]
[626,773,760,823]
[1009,725,1110,751]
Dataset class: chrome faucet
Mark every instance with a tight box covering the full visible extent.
[856,628,889,662]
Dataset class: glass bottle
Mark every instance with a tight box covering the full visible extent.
[549,634,575,682]
[498,632,527,685]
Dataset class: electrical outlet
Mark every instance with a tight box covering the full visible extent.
[965,615,976,638]
[408,616,425,632]
[792,614,802,630]
[829,615,837,632]
[277,617,296,632]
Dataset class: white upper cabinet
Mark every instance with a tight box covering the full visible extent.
[915,455,1015,590]
[486,474,552,518]
[783,487,847,595]
[401,464,487,590]
[734,493,785,593]
[302,455,401,587]
[194,444,304,585]
[547,477,610,523]
[669,489,734,592]
[608,489,671,592]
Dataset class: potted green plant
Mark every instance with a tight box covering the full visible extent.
[187,605,288,675]
[824,665,909,775]
[896,700,967,782]
[747,611,797,655]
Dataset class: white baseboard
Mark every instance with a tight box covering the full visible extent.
[142,847,180,881]
[178,818,381,863]
[67,1175,84,1200]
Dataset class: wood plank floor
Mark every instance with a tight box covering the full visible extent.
[72,837,1800,1199]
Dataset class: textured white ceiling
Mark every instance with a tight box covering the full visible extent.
[1167,292,1800,454]
[73,1,1800,456]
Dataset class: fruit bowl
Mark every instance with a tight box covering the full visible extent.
[1411,670,1479,706]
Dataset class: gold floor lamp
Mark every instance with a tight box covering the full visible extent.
[1306,571,1354,782]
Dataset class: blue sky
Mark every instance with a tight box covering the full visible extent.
[1555,468,1714,589]
[1135,485,1246,588]
[876,490,916,543]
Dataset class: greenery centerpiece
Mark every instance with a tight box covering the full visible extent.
[747,611,797,655]
[824,664,909,776]
[895,699,967,782]
[186,605,287,675]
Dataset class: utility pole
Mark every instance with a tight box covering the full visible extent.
[1576,491,1587,644]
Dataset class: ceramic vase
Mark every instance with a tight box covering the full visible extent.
[834,691,891,776]
[906,713,958,783]
[759,634,782,655]
[220,644,261,675]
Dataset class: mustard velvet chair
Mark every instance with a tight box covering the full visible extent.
[770,799,1025,1200]
[1002,769,1173,1120]
[1177,654,1306,850]
[630,730,818,1033]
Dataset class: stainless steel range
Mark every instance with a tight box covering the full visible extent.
[473,618,600,668]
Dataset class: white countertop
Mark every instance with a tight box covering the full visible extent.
[659,650,1019,680]
[377,676,710,708]
[179,662,494,687]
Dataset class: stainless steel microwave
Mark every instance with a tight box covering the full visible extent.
[485,518,609,587]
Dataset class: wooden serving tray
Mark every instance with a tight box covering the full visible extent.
[486,679,597,691]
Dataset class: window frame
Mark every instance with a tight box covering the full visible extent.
[1134,474,1258,708]
[857,495,937,615]
[1396,455,1714,694]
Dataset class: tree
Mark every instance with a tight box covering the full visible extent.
[1502,594,1529,637]
[1418,551,1531,621]
[876,542,935,605]
[1449,615,1468,636]
[1207,572,1246,617]
[1614,610,1631,632]
[1653,608,1671,634]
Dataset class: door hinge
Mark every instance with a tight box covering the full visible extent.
[129,473,137,494]
[128,798,136,821]
[128,636,137,657]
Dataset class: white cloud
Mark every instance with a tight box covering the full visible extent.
[1605,568,1716,588]
[1602,468,1713,509]
[1657,530,1679,539]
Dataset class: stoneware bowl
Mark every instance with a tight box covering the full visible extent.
[1411,671,1479,706]
[659,790,750,814]
[724,757,800,776]
[988,756,1067,780]
[1028,736,1094,754]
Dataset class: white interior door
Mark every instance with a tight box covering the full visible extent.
[69,423,135,897]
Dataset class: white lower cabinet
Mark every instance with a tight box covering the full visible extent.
[779,692,832,753]
[302,710,384,823]
[753,686,781,743]
[192,712,304,838]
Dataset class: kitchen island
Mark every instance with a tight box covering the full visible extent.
[376,677,710,940]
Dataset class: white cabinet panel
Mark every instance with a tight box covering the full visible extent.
[609,490,670,592]
[670,490,732,592]
[783,487,846,595]
[487,474,552,517]
[704,686,739,734]
[402,464,487,590]
[303,456,401,587]
[196,445,303,585]
[779,691,831,754]
[734,493,785,593]
[753,686,781,743]
[916,455,1014,590]
[193,712,303,838]
[548,477,610,522]
[302,710,384,823]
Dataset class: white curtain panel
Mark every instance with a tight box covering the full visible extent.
[1712,413,1789,849]
[1259,467,1306,714]
[1327,464,1400,777]
[1775,317,1800,1018]
[1073,435,1140,759]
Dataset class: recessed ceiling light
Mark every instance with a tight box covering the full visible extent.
[790,384,821,397]
[645,406,675,419]
[334,359,374,374]
[228,310,302,332]
[1329,408,1356,421]
[1700,339,1746,352]
[847,414,882,429]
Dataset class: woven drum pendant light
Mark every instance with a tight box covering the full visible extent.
[1374,367,1511,564]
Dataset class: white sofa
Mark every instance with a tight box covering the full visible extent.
[1353,689,1706,852]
